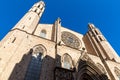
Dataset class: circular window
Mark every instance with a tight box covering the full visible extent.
[61,31,81,49]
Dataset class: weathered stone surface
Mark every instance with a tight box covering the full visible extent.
[0,1,120,80]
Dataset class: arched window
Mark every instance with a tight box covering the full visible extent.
[25,45,46,80]
[40,30,46,38]
[62,53,73,69]
[114,67,120,80]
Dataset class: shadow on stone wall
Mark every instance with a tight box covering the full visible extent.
[8,50,32,80]
[8,49,56,80]
[77,60,109,80]
[8,51,109,80]
[39,55,55,80]
[55,54,61,67]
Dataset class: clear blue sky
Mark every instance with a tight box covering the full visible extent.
[0,0,120,56]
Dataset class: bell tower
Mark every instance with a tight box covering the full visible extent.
[87,24,120,62]
[0,1,46,80]
[0,0,120,80]
[12,1,45,33]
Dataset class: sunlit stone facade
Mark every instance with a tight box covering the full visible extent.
[0,1,120,80]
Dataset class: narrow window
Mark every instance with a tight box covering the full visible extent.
[41,7,43,10]
[34,9,37,12]
[99,36,103,41]
[98,36,105,41]
[22,25,25,29]
[25,47,43,80]
[63,54,72,69]
[40,30,46,38]
[12,37,16,43]
[38,5,40,8]
[95,30,99,35]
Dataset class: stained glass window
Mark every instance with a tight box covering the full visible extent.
[25,52,43,80]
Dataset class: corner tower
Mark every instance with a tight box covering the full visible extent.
[86,24,120,62]
[0,1,47,80]
[0,1,120,80]
[12,1,45,33]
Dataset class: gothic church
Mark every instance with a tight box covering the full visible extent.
[0,1,120,80]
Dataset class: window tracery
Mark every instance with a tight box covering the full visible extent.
[61,31,81,49]
[25,45,46,80]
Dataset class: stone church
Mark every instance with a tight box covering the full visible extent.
[0,1,120,80]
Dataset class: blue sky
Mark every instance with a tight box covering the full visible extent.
[0,0,120,56]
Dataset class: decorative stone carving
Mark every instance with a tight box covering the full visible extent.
[114,67,120,76]
[81,53,94,64]
[54,68,73,80]
[96,63,106,74]
[61,31,81,49]
[32,44,46,57]
[34,46,44,54]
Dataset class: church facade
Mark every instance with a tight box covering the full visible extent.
[0,1,120,80]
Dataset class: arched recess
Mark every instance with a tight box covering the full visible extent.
[62,53,73,69]
[96,63,106,74]
[114,67,120,79]
[32,44,47,57]
[77,60,109,80]
[40,29,46,38]
[24,44,47,80]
